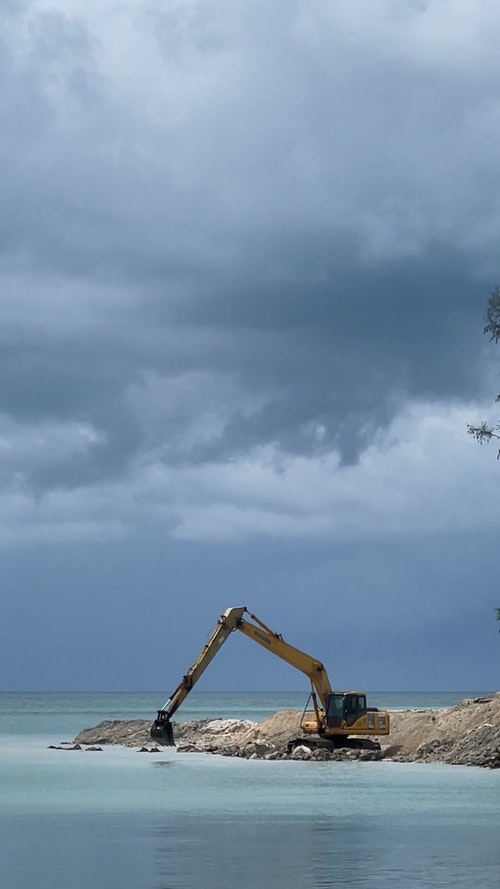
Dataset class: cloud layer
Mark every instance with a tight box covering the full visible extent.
[2,1,500,536]
[2,2,500,690]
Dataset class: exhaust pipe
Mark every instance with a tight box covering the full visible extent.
[150,711,175,746]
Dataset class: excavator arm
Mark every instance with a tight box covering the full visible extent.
[151,606,247,745]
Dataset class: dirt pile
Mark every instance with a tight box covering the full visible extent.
[387,694,500,768]
[73,694,500,768]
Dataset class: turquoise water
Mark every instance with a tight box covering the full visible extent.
[0,689,490,737]
[1,692,499,888]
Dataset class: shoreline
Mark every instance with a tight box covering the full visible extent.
[73,693,500,769]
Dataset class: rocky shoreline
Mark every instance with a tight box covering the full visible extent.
[71,694,500,769]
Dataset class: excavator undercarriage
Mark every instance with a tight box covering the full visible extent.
[286,735,382,754]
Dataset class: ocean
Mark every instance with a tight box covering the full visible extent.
[1,691,499,889]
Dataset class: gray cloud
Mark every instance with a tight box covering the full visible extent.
[0,0,498,493]
[2,1,500,693]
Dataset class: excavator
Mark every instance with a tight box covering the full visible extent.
[151,607,390,752]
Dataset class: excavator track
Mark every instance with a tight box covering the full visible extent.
[287,736,381,754]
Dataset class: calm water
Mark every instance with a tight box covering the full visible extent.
[1,692,499,889]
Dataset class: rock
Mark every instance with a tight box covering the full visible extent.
[290,745,312,760]
[242,740,276,758]
[358,749,382,762]
[75,719,152,748]
[204,719,254,735]
[310,748,333,761]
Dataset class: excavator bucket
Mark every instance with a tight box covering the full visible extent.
[150,712,175,746]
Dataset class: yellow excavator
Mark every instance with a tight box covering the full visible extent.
[151,606,390,751]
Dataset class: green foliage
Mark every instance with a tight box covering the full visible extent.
[467,288,500,456]
[484,287,500,343]
[468,295,500,632]
[466,419,500,450]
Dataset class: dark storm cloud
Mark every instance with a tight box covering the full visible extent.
[2,2,500,694]
[166,245,485,459]
[0,251,484,494]
[0,0,498,493]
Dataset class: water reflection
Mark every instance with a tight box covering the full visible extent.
[154,814,374,889]
[153,807,500,889]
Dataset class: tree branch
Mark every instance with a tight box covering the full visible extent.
[484,286,500,343]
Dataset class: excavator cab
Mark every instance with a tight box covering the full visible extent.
[151,710,175,746]
[326,693,367,728]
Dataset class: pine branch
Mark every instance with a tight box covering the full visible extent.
[484,286,500,343]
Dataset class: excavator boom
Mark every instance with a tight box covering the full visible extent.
[237,611,333,705]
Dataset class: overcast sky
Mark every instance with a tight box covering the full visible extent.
[1,0,499,696]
